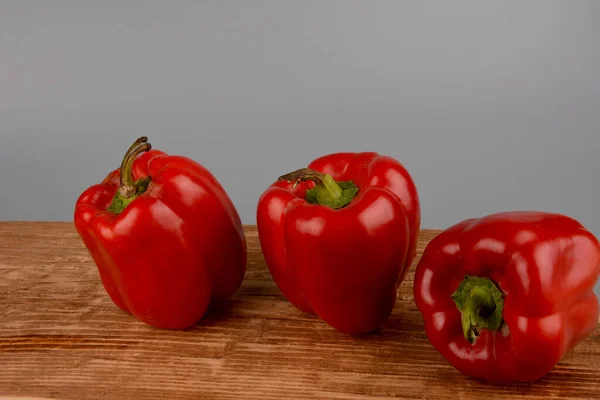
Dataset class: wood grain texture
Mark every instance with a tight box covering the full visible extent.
[0,222,598,400]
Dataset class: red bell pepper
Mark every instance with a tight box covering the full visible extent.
[257,152,420,334]
[414,211,600,382]
[74,137,246,329]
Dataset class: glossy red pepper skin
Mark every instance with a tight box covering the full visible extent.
[414,211,600,383]
[257,152,420,334]
[74,148,247,330]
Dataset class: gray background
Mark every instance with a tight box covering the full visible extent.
[1,1,599,292]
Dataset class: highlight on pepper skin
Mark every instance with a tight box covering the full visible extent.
[256,151,420,334]
[413,211,600,383]
[74,136,247,330]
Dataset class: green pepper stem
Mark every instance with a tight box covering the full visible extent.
[118,137,152,198]
[278,168,342,200]
[277,168,359,210]
[106,137,152,214]
[451,276,504,344]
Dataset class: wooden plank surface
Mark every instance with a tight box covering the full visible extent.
[0,222,598,400]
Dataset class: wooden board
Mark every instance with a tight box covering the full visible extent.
[0,222,598,400]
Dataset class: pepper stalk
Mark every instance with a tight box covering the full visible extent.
[451,275,505,344]
[107,137,152,214]
[277,168,359,210]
